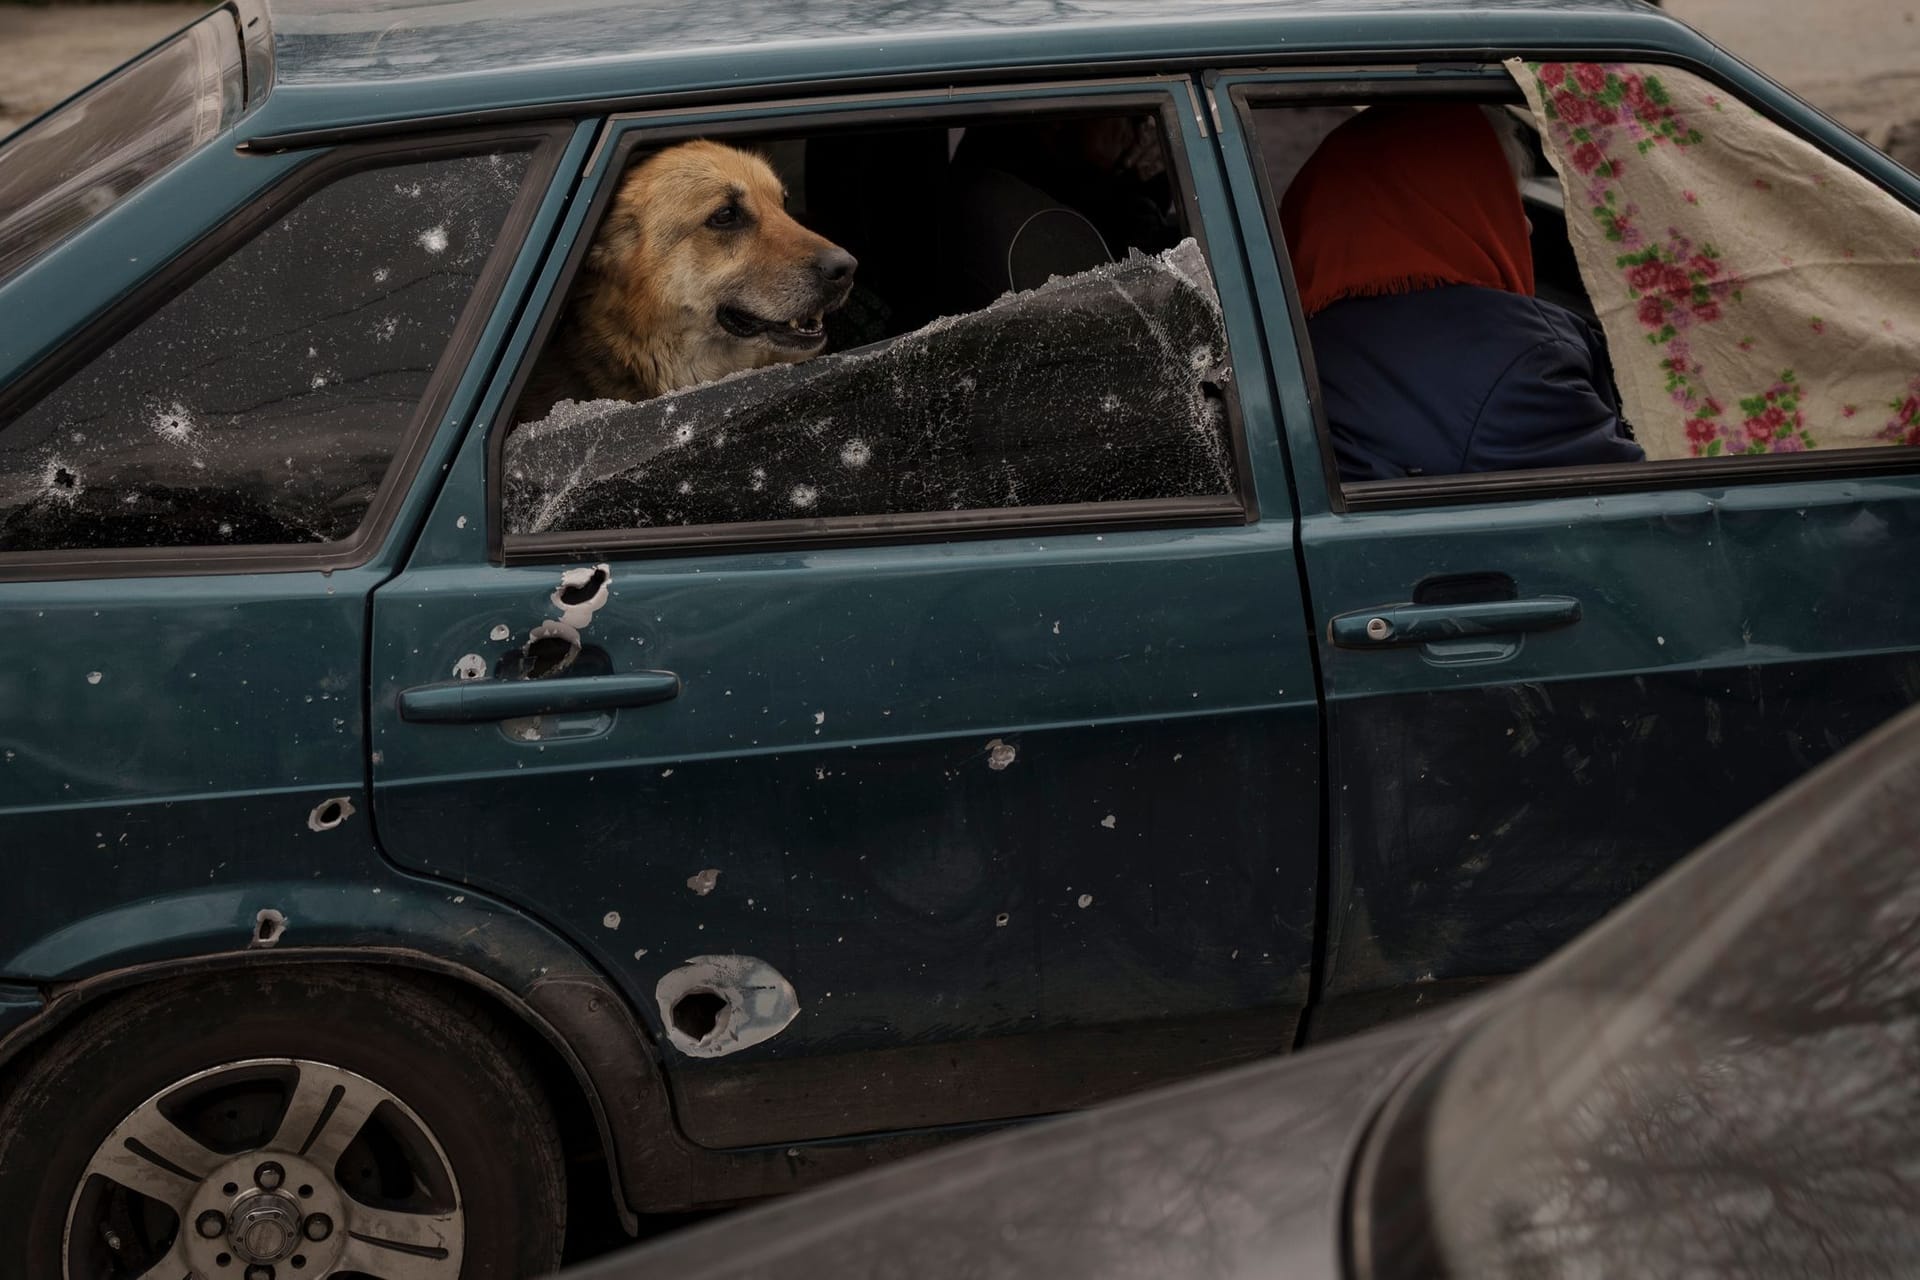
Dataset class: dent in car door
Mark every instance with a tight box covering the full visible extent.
[369,80,1323,1146]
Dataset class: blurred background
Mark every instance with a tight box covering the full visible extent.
[2,0,1919,166]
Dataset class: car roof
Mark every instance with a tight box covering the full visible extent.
[252,0,1708,142]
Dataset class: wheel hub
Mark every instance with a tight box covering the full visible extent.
[181,1151,349,1278]
[228,1189,302,1263]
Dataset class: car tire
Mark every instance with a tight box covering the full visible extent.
[0,965,567,1279]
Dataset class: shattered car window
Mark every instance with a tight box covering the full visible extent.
[503,239,1235,537]
[0,149,530,553]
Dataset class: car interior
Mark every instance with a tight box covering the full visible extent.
[518,106,1189,413]
[1252,98,1604,327]
[497,106,1239,534]
[513,95,1620,493]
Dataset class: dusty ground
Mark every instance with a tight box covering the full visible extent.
[1668,0,1920,153]
[2,1,1919,141]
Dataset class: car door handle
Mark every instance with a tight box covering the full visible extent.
[1329,597,1581,648]
[398,671,682,723]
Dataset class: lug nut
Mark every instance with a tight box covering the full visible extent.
[303,1213,332,1242]
[245,1267,275,1280]
[196,1210,227,1239]
[254,1161,285,1190]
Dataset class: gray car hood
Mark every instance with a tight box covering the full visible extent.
[570,1013,1459,1280]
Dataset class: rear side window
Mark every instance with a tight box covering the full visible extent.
[1511,59,1920,461]
[1246,62,1920,502]
[0,147,533,553]
[0,9,245,283]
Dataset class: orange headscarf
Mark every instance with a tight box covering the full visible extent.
[1280,103,1535,318]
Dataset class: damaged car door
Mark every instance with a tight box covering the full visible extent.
[1212,58,1920,1039]
[368,83,1322,1149]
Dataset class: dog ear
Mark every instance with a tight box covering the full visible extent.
[585,198,643,278]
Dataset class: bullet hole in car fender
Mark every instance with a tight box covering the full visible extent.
[671,989,729,1042]
[655,956,799,1058]
[251,908,288,948]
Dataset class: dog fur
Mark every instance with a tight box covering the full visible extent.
[519,140,856,419]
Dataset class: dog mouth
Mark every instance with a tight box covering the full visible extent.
[716,305,828,348]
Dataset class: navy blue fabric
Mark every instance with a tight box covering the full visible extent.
[1306,285,1645,482]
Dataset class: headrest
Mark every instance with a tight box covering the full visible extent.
[941,167,1112,312]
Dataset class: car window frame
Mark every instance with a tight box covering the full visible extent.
[486,81,1258,566]
[0,122,573,582]
[1225,57,1920,514]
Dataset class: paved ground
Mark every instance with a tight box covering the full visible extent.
[2,1,1919,143]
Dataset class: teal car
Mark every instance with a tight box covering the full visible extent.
[0,1,1915,1275]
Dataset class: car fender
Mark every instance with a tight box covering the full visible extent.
[0,874,973,1215]
[0,875,661,1233]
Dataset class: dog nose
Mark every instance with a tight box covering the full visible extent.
[815,247,857,284]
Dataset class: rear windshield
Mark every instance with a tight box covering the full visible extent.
[0,8,244,283]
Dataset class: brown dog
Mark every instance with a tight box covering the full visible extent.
[519,140,856,418]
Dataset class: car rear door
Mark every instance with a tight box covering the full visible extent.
[1211,59,1920,1038]
[368,79,1324,1147]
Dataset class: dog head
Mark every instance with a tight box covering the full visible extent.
[583,140,857,392]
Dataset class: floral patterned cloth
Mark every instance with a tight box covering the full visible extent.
[1508,59,1920,460]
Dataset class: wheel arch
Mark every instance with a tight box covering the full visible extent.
[0,879,999,1216]
[0,880,665,1236]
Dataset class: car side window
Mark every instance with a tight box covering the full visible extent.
[499,105,1241,545]
[1250,96,1643,490]
[1511,60,1920,461]
[0,147,533,554]
[1246,64,1920,498]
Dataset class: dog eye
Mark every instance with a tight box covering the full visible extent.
[707,203,742,230]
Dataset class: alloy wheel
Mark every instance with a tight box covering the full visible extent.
[64,1057,465,1279]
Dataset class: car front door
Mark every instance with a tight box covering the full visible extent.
[1212,59,1920,1037]
[369,80,1324,1147]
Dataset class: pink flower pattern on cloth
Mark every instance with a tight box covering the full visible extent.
[1509,59,1920,460]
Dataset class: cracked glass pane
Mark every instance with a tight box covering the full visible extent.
[0,148,531,553]
[503,238,1234,536]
